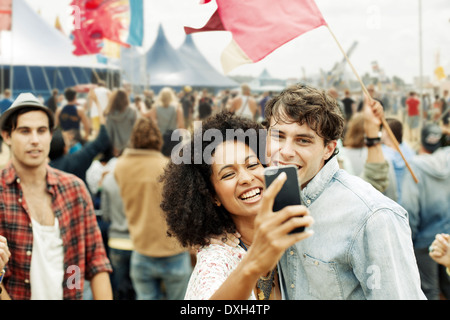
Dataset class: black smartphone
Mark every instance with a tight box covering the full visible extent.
[264,165,304,233]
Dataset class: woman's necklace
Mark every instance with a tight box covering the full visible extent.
[239,239,276,300]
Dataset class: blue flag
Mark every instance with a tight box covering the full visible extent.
[126,0,144,46]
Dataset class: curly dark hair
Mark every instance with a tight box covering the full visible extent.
[263,84,345,159]
[160,111,265,248]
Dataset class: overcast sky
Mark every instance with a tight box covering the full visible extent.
[25,0,450,85]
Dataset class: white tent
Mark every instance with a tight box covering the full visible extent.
[120,25,237,91]
[0,0,118,98]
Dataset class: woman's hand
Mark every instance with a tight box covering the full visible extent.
[245,172,314,276]
[429,233,450,268]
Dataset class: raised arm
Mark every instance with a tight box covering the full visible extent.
[363,97,384,163]
[360,97,389,192]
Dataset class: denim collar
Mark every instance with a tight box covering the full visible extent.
[300,156,339,205]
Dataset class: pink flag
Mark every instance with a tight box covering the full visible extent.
[71,0,131,56]
[0,0,12,31]
[186,0,327,73]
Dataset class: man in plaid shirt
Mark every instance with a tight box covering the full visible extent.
[0,93,112,300]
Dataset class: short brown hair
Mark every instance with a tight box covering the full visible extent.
[263,84,345,158]
[386,118,403,144]
[129,117,162,151]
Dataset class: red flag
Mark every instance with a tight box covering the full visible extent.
[71,0,131,56]
[0,0,12,31]
[186,0,327,73]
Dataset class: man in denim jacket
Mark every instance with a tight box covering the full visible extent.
[264,84,425,299]
[401,123,450,299]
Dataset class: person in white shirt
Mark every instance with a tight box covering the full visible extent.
[87,80,111,135]
[228,83,259,120]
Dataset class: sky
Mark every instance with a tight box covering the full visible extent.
[24,0,450,86]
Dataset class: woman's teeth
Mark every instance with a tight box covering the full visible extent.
[240,188,261,200]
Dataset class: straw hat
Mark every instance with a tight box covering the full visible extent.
[0,92,54,131]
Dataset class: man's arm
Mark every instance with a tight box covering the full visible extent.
[228,97,239,113]
[0,284,11,300]
[361,97,389,192]
[248,98,258,117]
[351,208,425,299]
[364,98,385,163]
[143,108,157,125]
[90,271,113,300]
[176,105,185,129]
[78,181,113,299]
[85,87,97,112]
[78,107,91,140]
[54,107,61,128]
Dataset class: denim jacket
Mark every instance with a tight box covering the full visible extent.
[278,157,426,300]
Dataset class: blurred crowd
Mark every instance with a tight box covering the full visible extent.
[0,80,449,300]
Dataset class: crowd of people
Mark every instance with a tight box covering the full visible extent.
[0,80,449,300]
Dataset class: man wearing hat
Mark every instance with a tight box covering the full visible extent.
[401,123,450,300]
[0,93,112,300]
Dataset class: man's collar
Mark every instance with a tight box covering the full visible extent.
[301,156,339,203]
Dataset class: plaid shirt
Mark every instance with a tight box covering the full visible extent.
[0,163,112,300]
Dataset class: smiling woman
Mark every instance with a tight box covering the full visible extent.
[160,111,265,249]
[210,140,265,225]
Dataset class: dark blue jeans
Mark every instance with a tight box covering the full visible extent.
[130,251,192,300]
[109,247,136,300]
[415,247,450,300]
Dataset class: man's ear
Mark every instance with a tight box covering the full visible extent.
[265,128,272,159]
[324,140,337,161]
[1,131,11,146]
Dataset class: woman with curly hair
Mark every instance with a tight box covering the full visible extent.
[160,111,314,300]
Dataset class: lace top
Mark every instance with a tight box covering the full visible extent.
[184,243,257,300]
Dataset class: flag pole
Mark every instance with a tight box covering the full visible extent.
[326,24,419,184]
[0,32,3,94]
[9,0,14,97]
